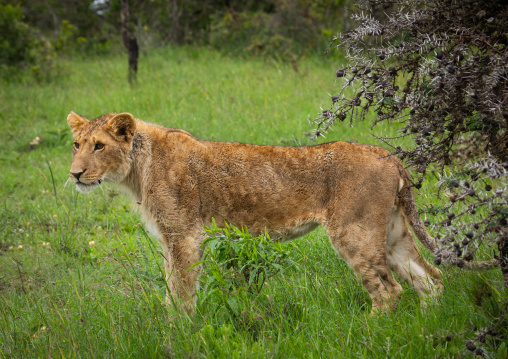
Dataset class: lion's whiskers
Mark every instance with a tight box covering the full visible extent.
[62,178,71,189]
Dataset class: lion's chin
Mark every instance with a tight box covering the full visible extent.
[76,181,101,194]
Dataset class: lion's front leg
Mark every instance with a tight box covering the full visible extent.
[159,232,202,314]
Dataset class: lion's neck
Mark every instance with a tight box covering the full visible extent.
[117,120,197,204]
[120,130,151,202]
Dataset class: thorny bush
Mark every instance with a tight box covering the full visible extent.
[313,0,507,354]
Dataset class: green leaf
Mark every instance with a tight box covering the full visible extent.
[227,297,239,316]
[498,342,507,359]
[188,259,208,271]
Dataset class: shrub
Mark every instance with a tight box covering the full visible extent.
[196,220,293,323]
[208,0,347,58]
[0,4,36,66]
[0,4,59,81]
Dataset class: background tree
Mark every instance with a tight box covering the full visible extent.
[120,0,138,85]
[314,0,507,351]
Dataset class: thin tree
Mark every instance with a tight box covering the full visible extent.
[121,0,138,85]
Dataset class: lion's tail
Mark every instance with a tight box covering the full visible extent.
[397,167,498,270]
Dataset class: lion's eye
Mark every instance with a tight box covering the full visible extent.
[94,143,104,151]
[74,142,79,149]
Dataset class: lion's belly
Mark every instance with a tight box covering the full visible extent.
[275,221,320,241]
[206,203,323,241]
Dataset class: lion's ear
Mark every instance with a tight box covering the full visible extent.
[67,111,89,137]
[107,113,136,143]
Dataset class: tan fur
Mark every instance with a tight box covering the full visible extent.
[67,112,445,312]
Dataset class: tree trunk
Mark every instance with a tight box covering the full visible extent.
[120,0,138,85]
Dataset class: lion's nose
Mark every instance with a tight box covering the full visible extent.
[70,169,86,180]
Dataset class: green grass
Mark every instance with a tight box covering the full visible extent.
[0,46,506,358]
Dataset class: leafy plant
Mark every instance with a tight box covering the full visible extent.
[196,220,293,319]
[0,4,34,67]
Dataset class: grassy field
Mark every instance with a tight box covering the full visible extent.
[0,47,505,358]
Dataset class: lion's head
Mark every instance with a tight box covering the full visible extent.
[67,112,136,193]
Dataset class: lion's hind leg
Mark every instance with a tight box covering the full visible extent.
[386,206,443,304]
[328,224,403,313]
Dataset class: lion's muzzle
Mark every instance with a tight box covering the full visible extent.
[70,169,86,181]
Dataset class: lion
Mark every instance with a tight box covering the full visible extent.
[67,111,448,313]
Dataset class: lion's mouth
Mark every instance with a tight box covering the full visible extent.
[75,179,102,193]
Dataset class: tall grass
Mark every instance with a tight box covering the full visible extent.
[0,47,505,358]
